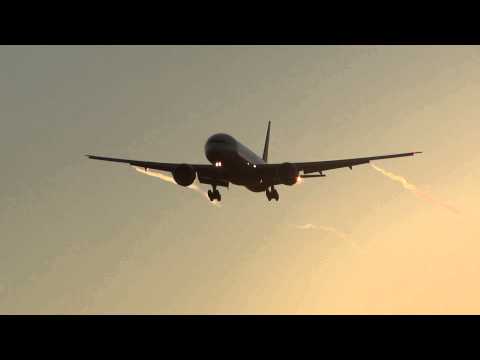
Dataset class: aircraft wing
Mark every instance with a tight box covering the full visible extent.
[257,151,422,179]
[294,151,422,174]
[86,155,228,187]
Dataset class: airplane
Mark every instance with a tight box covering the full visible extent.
[86,122,422,202]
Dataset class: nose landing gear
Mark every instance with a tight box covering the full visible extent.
[208,186,221,202]
[266,186,279,201]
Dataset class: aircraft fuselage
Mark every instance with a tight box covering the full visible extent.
[204,133,267,192]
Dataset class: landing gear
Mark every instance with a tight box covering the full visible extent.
[208,186,221,202]
[266,186,279,201]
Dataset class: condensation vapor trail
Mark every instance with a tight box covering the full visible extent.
[294,223,363,252]
[132,166,221,207]
[295,223,317,231]
[316,225,348,240]
[295,224,347,239]
[370,163,459,214]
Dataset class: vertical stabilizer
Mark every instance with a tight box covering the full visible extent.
[262,121,271,162]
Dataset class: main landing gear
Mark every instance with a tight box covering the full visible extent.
[266,186,279,201]
[208,185,221,202]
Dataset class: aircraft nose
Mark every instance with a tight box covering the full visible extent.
[205,142,235,164]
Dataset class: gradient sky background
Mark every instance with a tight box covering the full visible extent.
[1,46,479,314]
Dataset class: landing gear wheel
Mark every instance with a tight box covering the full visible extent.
[266,187,279,202]
[266,189,274,201]
[209,189,221,202]
[272,189,279,201]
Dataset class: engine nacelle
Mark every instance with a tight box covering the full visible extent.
[277,162,299,186]
[173,164,196,187]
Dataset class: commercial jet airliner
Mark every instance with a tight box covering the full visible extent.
[87,122,421,202]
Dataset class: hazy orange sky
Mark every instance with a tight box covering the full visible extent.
[1,46,479,313]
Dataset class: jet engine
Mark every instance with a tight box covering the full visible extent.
[173,164,196,186]
[277,162,299,186]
